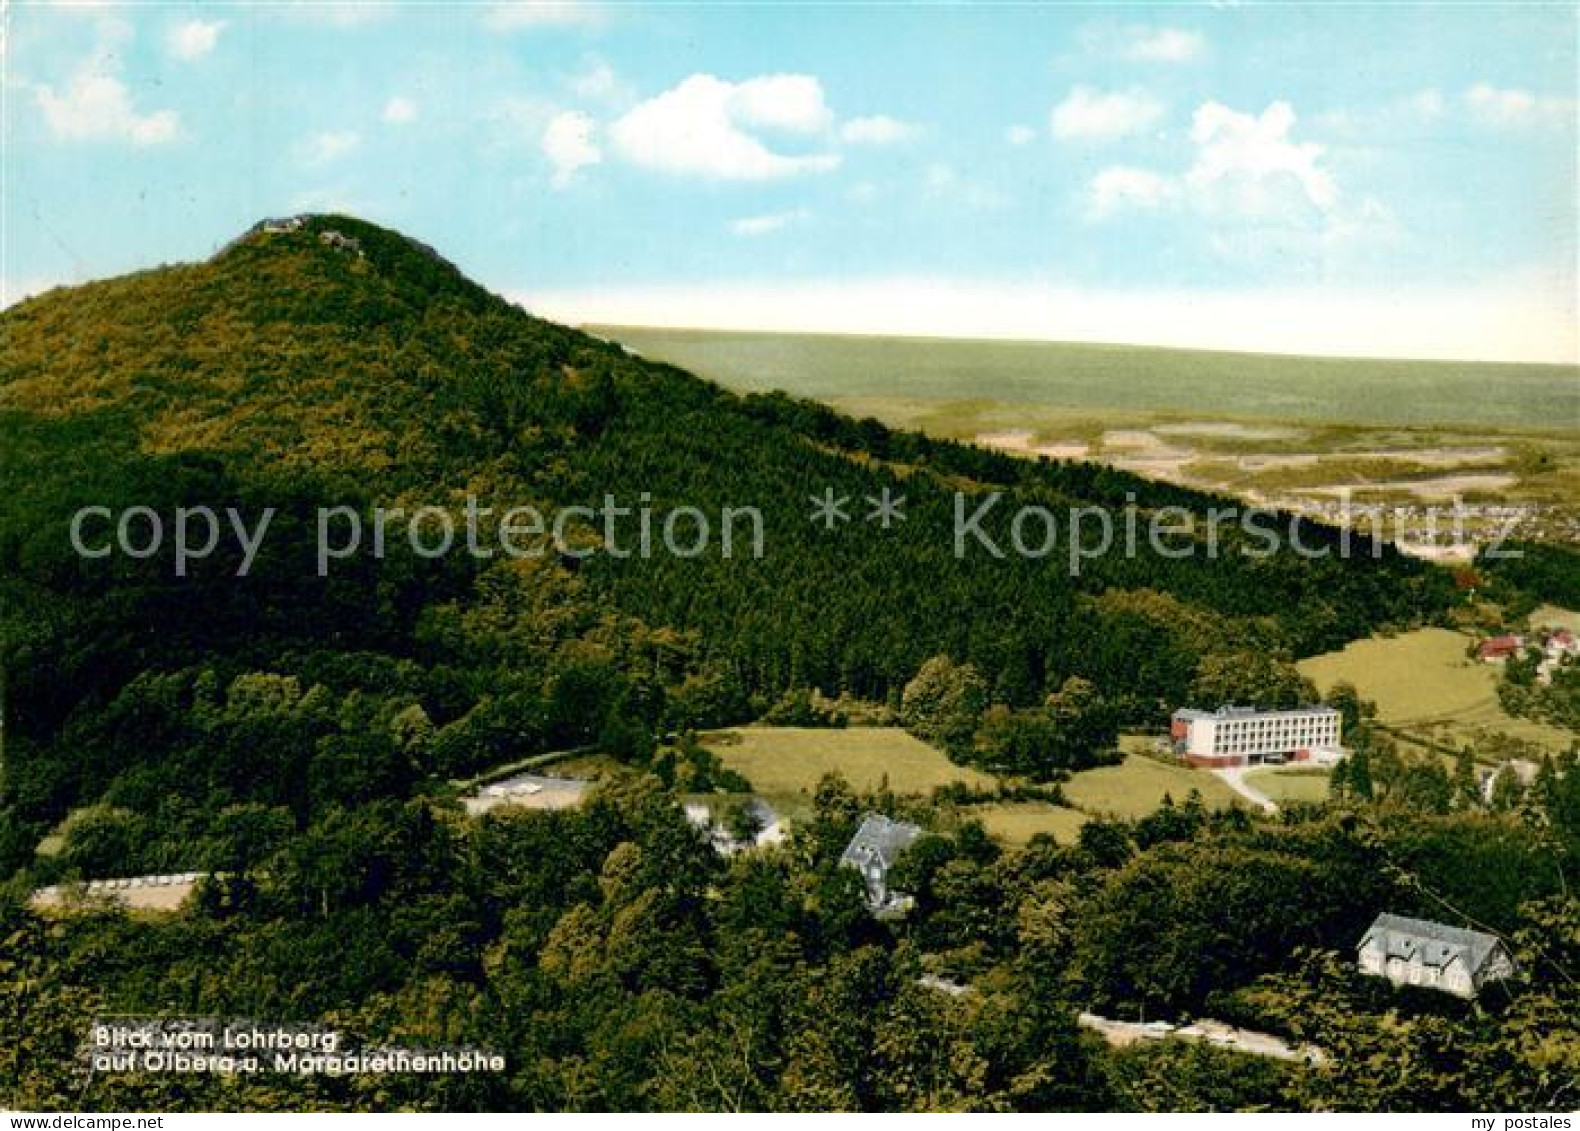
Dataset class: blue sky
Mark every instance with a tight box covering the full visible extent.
[4,1,1576,361]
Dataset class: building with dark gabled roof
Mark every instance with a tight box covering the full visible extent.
[1357,912,1516,998]
[839,813,924,914]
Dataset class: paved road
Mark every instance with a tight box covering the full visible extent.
[1213,765,1279,813]
[1078,1012,1323,1064]
[31,873,205,913]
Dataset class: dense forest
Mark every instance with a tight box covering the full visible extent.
[4,215,1570,1112]
[4,749,1577,1111]
[0,215,1450,858]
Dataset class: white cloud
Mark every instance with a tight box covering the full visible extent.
[609,73,840,180]
[34,67,180,145]
[299,130,361,164]
[923,163,1009,210]
[1186,100,1336,214]
[518,278,1577,364]
[167,19,224,60]
[1088,166,1177,218]
[1005,124,1037,146]
[727,74,833,133]
[1464,82,1570,127]
[542,110,601,187]
[1313,88,1446,142]
[483,1,603,31]
[569,57,626,104]
[839,115,916,145]
[729,209,808,236]
[1123,26,1205,63]
[382,96,418,125]
[1051,86,1165,141]
[490,94,559,137]
[1085,100,1348,241]
[1078,22,1205,63]
[1466,83,1536,125]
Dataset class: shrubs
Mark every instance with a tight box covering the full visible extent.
[760,687,898,728]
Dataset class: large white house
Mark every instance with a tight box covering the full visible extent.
[1357,912,1516,998]
[1171,704,1342,767]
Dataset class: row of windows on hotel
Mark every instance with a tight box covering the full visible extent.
[1211,720,1338,751]
[1215,722,1338,737]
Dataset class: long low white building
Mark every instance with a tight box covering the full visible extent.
[1171,704,1342,767]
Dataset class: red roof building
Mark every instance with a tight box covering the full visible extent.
[1477,635,1524,662]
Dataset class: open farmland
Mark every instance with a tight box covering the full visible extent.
[595,327,1576,431]
[596,327,1580,543]
[1298,627,1576,754]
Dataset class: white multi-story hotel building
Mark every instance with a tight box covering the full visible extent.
[1170,705,1343,767]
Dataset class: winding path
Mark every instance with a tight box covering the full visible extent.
[1212,766,1279,813]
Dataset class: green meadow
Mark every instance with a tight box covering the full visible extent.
[1298,627,1576,754]
[707,726,994,807]
[705,728,1244,845]
[1244,766,1334,806]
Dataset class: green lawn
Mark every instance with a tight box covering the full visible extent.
[1061,754,1243,819]
[970,802,1090,846]
[705,728,1235,844]
[1244,767,1333,805]
[707,726,995,804]
[1298,627,1575,752]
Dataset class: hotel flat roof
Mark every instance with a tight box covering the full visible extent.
[1174,704,1340,721]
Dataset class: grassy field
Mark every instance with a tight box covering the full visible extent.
[970,748,1254,845]
[1298,627,1576,753]
[1244,766,1333,805]
[707,726,994,804]
[1062,753,1243,818]
[971,802,1091,846]
[704,727,1248,844]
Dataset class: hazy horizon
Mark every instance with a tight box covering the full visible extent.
[5,2,1576,365]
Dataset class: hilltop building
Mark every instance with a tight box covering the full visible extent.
[1170,705,1342,768]
[840,813,924,915]
[1357,912,1516,998]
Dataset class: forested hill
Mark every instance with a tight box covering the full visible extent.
[0,214,1449,859]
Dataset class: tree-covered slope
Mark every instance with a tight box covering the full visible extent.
[0,215,1451,858]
